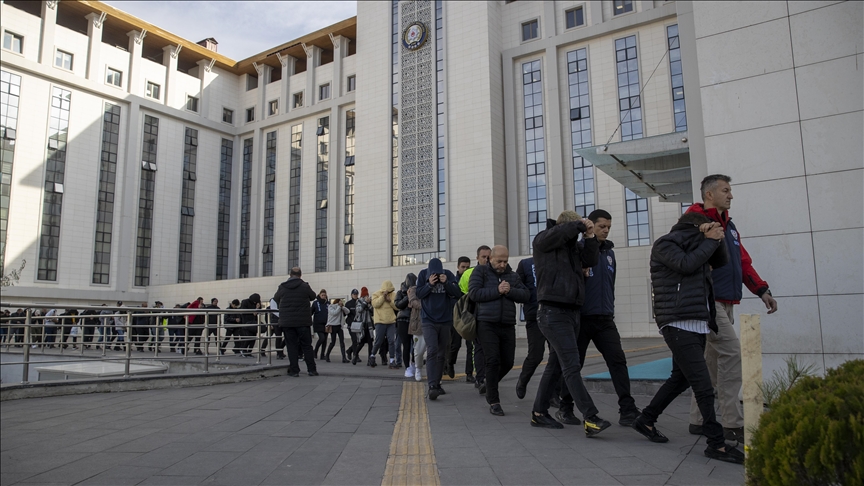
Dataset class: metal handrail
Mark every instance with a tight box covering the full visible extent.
[0,304,287,384]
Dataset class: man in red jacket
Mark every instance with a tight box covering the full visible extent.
[686,174,778,443]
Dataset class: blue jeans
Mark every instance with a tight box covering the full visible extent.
[532,304,598,418]
[371,324,397,360]
[421,321,452,388]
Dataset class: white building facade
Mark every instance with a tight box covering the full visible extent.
[1,0,861,375]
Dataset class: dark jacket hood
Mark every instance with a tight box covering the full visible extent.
[248,293,261,305]
[402,273,417,290]
[428,258,444,274]
[672,212,712,232]
[280,277,304,290]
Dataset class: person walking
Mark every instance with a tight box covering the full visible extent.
[349,288,375,366]
[325,299,349,363]
[312,290,330,360]
[221,299,243,355]
[515,256,542,400]
[469,245,530,415]
[345,289,359,361]
[371,280,399,368]
[408,280,425,381]
[395,273,417,374]
[238,294,262,357]
[460,246,492,393]
[274,267,319,376]
[417,258,461,400]
[685,174,778,443]
[631,212,744,465]
[445,256,473,381]
[200,298,221,356]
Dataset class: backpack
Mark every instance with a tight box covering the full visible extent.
[453,293,476,341]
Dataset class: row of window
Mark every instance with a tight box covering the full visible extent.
[521,0,634,42]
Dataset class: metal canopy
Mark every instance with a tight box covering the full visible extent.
[576,131,693,203]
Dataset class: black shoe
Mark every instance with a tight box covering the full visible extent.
[195,350,203,356]
[326,357,331,362]
[478,382,486,395]
[531,412,564,429]
[515,379,526,400]
[438,386,446,395]
[704,444,745,464]
[466,374,476,383]
[308,371,319,376]
[689,424,704,436]
[549,396,561,409]
[277,353,286,360]
[288,371,299,377]
[428,386,441,401]
[555,409,581,425]
[490,404,504,416]
[584,415,612,438]
[369,356,377,368]
[260,351,267,357]
[619,409,640,427]
[631,415,669,443]
[342,358,349,363]
[445,363,454,379]
[724,427,745,443]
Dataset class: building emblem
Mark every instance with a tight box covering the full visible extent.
[402,22,428,51]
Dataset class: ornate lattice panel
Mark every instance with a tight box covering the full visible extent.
[398,0,437,254]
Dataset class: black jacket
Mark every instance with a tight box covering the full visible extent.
[650,214,729,332]
[345,298,359,325]
[274,278,317,328]
[515,258,538,322]
[240,294,261,325]
[532,219,600,308]
[468,263,530,325]
[311,297,329,328]
[395,274,417,321]
[581,239,616,317]
[204,304,220,326]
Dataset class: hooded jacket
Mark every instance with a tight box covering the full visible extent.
[372,281,399,324]
[686,203,769,303]
[416,258,462,324]
[650,212,729,332]
[407,286,422,335]
[395,273,417,320]
[327,303,349,327]
[580,239,616,317]
[468,262,530,325]
[274,278,317,327]
[532,219,600,308]
[311,297,329,326]
[515,257,538,322]
[240,294,261,325]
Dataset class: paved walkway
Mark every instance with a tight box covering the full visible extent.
[1,339,746,485]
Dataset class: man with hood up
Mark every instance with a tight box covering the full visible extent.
[238,293,262,357]
[371,280,400,368]
[416,258,462,400]
[274,267,319,376]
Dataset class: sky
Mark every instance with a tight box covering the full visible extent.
[103,1,358,61]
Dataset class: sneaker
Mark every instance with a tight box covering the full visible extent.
[555,409,581,425]
[478,383,487,395]
[414,366,422,382]
[531,412,564,429]
[689,424,704,435]
[438,386,446,395]
[515,379,527,400]
[489,404,504,416]
[619,409,640,427]
[388,363,397,369]
[584,415,612,438]
[308,371,319,376]
[445,363,455,379]
[465,374,476,383]
[704,444,745,464]
[405,365,415,378]
[428,386,441,401]
[549,395,561,409]
[287,371,300,377]
[631,415,669,443]
[724,427,745,443]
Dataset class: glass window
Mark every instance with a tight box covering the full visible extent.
[667,24,688,132]
[3,31,23,54]
[625,188,650,246]
[222,108,233,124]
[185,95,199,112]
[565,7,584,29]
[293,91,304,108]
[54,50,73,70]
[614,0,633,15]
[216,139,233,280]
[106,68,122,87]
[246,107,255,123]
[319,83,330,101]
[262,131,277,276]
[344,110,355,270]
[1,70,22,274]
[315,117,329,272]
[522,60,546,248]
[288,125,302,268]
[615,35,642,141]
[38,87,72,281]
[566,48,595,217]
[268,99,278,116]
[522,20,539,41]
[92,103,121,284]
[177,127,198,283]
[347,75,356,92]
[145,81,160,99]
[239,138,253,278]
[135,115,159,286]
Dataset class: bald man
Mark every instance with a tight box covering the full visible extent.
[468,245,530,416]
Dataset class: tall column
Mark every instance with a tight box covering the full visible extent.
[115,100,142,293]
[305,45,322,107]
[279,55,296,113]
[256,64,268,119]
[39,1,57,66]
[331,35,349,98]
[197,59,215,120]
[162,45,180,109]
[84,13,103,82]
[248,127,263,277]
[327,106,341,272]
[127,30,145,96]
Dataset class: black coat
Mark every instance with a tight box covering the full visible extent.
[239,295,261,325]
[204,304,220,326]
[468,263,530,325]
[515,258,538,322]
[274,278,318,328]
[581,239,616,317]
[532,219,600,308]
[345,298,359,325]
[650,215,729,332]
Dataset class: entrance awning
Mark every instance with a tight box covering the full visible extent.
[575,131,693,203]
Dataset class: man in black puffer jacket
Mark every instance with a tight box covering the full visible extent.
[274,267,318,376]
[468,245,529,416]
[630,212,743,465]
[238,293,261,357]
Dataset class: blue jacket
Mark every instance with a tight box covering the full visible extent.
[515,258,538,322]
[581,239,616,317]
[416,267,461,324]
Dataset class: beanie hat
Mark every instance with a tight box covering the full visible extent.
[360,287,369,297]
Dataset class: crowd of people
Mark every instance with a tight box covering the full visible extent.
[1,174,773,466]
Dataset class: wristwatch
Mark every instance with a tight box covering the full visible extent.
[761,289,772,298]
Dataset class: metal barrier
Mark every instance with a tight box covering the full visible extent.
[0,304,284,384]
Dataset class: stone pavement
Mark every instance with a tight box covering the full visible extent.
[0,339,746,486]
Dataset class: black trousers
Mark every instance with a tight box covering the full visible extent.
[532,304,598,418]
[350,327,373,359]
[476,321,516,405]
[397,319,412,366]
[473,338,486,382]
[282,326,316,374]
[518,319,546,386]
[446,327,475,375]
[314,330,329,358]
[642,326,725,449]
[326,326,346,359]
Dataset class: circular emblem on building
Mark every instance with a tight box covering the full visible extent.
[402,22,428,51]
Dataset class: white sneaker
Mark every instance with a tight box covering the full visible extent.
[415,366,422,381]
[405,365,415,378]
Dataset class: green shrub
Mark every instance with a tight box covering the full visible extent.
[746,359,864,486]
